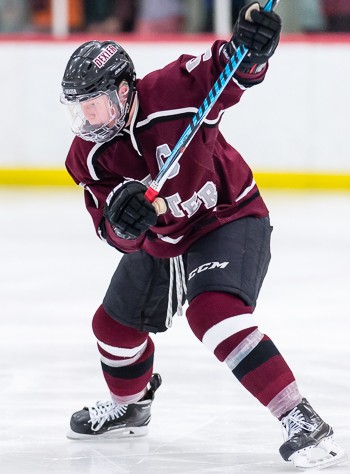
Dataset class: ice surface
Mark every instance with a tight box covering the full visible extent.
[0,189,349,473]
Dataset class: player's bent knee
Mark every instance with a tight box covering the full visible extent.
[92,305,148,349]
[186,292,258,361]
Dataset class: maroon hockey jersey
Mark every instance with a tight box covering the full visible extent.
[65,40,269,258]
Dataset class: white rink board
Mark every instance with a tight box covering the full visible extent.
[0,39,349,172]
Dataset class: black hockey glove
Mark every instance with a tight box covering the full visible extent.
[229,2,282,65]
[104,181,157,240]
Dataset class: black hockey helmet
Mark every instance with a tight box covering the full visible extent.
[61,40,136,143]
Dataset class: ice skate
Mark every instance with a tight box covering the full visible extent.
[279,398,347,470]
[67,373,161,440]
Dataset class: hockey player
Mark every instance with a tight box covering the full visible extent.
[60,2,346,470]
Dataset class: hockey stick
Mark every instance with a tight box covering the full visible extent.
[146,0,280,210]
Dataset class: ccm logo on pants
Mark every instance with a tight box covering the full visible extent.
[188,261,229,280]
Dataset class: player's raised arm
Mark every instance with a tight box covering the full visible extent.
[221,1,282,87]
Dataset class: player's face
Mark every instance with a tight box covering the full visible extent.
[80,94,114,126]
[80,82,129,127]
[61,80,131,142]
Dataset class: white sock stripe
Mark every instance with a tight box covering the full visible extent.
[96,339,147,358]
[202,313,257,353]
[99,343,147,368]
[225,328,264,370]
[267,381,303,419]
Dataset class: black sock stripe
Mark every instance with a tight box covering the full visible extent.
[232,339,280,381]
[101,353,154,379]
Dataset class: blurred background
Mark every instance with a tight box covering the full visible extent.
[0,0,349,190]
[1,0,350,35]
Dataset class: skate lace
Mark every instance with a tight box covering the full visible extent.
[88,401,127,431]
[282,407,314,441]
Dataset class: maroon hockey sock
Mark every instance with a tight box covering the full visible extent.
[187,292,300,415]
[232,333,297,408]
[187,291,256,361]
[92,305,154,401]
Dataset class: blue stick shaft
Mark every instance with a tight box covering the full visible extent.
[145,0,279,201]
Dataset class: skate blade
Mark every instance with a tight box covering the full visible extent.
[290,436,348,470]
[66,425,149,440]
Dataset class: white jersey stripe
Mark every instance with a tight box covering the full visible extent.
[136,107,225,128]
[80,182,99,208]
[136,107,197,128]
[235,179,256,202]
[129,95,142,156]
[87,142,105,181]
